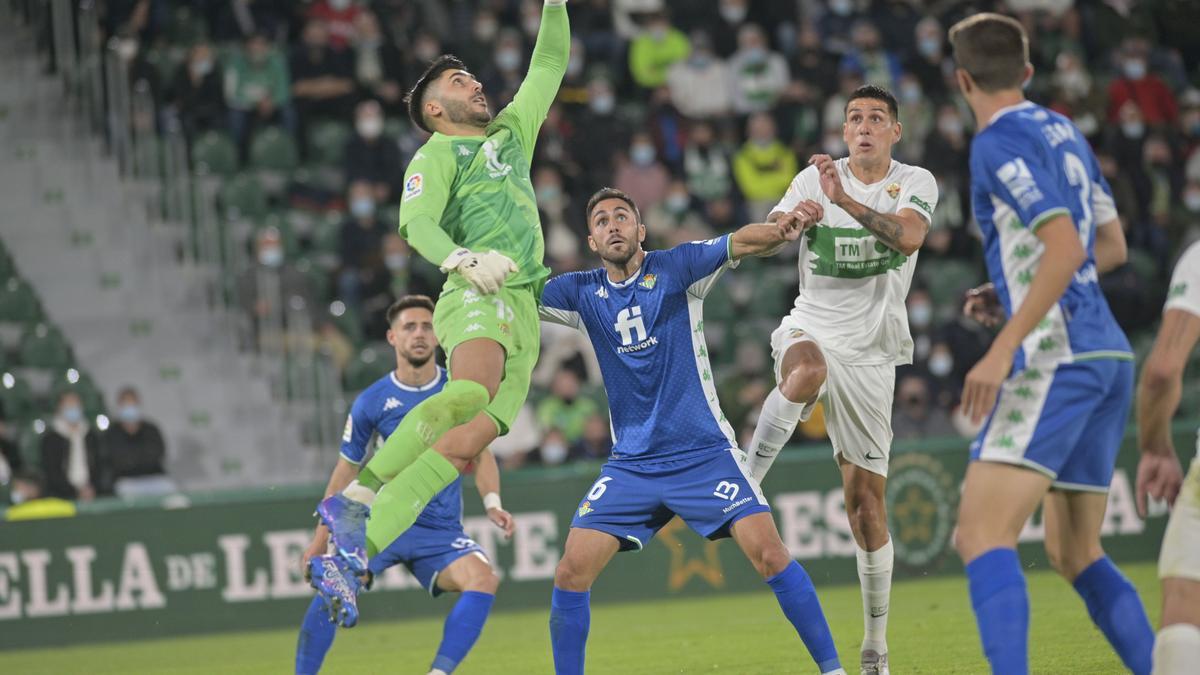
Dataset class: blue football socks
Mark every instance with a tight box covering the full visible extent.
[1072,556,1153,675]
[549,587,591,675]
[431,590,495,673]
[295,595,337,675]
[966,548,1029,675]
[767,561,842,674]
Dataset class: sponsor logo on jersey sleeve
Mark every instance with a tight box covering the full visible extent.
[342,415,353,443]
[994,158,1044,210]
[403,173,423,201]
[908,194,933,215]
[1170,281,1188,298]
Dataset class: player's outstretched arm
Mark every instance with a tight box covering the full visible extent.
[497,0,570,156]
[810,154,930,256]
[962,216,1085,423]
[475,448,514,538]
[1135,308,1200,515]
[731,206,819,260]
[303,458,361,567]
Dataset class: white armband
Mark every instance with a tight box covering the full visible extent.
[483,492,503,511]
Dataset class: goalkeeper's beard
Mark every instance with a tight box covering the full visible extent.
[443,98,492,128]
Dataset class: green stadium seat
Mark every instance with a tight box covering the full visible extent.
[249,127,299,173]
[922,259,983,310]
[0,278,41,323]
[166,6,207,44]
[219,173,269,222]
[310,213,343,257]
[191,130,239,177]
[384,118,408,140]
[327,301,364,348]
[343,342,391,391]
[307,121,352,165]
[17,422,44,469]
[18,324,72,369]
[0,372,36,421]
[294,257,331,303]
[1127,248,1158,284]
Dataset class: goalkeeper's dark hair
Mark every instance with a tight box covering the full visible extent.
[845,84,900,120]
[948,13,1029,92]
[586,187,642,226]
[387,295,436,325]
[405,54,468,134]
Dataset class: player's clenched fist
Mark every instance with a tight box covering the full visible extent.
[777,200,823,240]
[441,248,519,295]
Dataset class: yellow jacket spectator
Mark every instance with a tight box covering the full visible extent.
[534,370,598,444]
[5,471,77,521]
[734,113,799,217]
[628,13,690,89]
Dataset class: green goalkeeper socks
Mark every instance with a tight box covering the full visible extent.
[360,379,489,490]
[367,449,461,551]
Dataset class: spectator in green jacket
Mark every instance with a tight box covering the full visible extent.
[733,112,798,218]
[628,11,690,90]
[224,32,296,150]
[535,369,598,444]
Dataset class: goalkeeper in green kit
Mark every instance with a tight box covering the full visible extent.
[309,0,569,626]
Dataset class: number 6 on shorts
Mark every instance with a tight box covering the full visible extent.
[587,476,612,501]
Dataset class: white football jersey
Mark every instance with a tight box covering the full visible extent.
[771,158,938,365]
[1165,240,1200,457]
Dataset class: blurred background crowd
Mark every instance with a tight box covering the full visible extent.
[5,0,1200,496]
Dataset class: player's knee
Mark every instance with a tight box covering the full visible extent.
[553,555,593,592]
[780,360,825,403]
[847,493,885,539]
[1044,542,1101,582]
[751,542,794,579]
[466,565,501,594]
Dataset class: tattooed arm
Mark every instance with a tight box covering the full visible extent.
[809,154,930,256]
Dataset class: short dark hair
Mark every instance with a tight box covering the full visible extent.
[404,55,468,134]
[386,295,435,325]
[845,85,899,120]
[116,386,140,402]
[585,187,641,227]
[948,13,1029,92]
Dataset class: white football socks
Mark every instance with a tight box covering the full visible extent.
[342,480,377,507]
[747,388,809,482]
[857,538,894,656]
[1154,623,1200,674]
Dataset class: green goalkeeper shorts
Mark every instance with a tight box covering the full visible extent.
[433,283,540,436]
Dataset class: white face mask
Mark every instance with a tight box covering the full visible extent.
[1184,190,1200,212]
[385,253,408,271]
[496,49,521,71]
[630,144,656,166]
[590,94,615,115]
[1123,59,1147,80]
[929,352,953,378]
[719,4,748,23]
[1122,121,1145,139]
[909,302,933,329]
[259,247,284,267]
[541,442,568,465]
[329,0,351,10]
[938,116,963,137]
[357,116,383,139]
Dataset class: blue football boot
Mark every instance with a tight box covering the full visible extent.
[315,494,370,574]
[307,555,362,628]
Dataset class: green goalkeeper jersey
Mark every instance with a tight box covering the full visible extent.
[398,3,569,294]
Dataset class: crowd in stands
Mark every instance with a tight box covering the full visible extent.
[32,0,1200,474]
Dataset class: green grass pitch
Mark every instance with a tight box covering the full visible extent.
[6,562,1160,674]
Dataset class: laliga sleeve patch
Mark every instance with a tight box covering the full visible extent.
[403,173,424,202]
[342,415,353,443]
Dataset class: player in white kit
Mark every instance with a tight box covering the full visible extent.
[746,85,938,675]
[1136,240,1200,674]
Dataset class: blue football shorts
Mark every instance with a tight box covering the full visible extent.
[369,523,487,597]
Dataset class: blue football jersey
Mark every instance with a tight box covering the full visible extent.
[539,235,740,464]
[341,366,464,530]
[969,101,1131,371]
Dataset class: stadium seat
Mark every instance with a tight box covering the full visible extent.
[0,278,42,323]
[16,422,43,468]
[18,324,73,369]
[309,212,343,257]
[219,173,270,222]
[328,302,364,349]
[343,342,391,391]
[249,127,299,173]
[307,121,352,166]
[921,258,983,309]
[0,372,36,421]
[294,257,331,302]
[191,130,239,177]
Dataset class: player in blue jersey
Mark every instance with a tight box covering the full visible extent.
[947,14,1153,674]
[539,188,845,675]
[299,296,514,674]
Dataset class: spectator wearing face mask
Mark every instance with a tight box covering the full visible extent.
[535,428,572,466]
[666,31,731,120]
[102,387,168,483]
[306,0,362,52]
[614,131,671,212]
[682,121,733,202]
[351,10,404,110]
[380,233,438,301]
[921,104,968,179]
[481,29,527,109]
[237,227,316,348]
[338,180,389,306]
[840,21,904,93]
[169,42,226,139]
[343,99,401,202]
[41,391,108,501]
[1047,52,1105,140]
[4,471,76,520]
[905,287,936,364]
[290,20,357,135]
[571,413,613,461]
[224,32,295,150]
[790,21,841,100]
[645,179,711,248]
[905,17,947,103]
[728,23,789,115]
[535,369,599,446]
[1107,38,1178,128]
[733,112,797,219]
[891,374,955,441]
[628,11,690,90]
[570,77,630,188]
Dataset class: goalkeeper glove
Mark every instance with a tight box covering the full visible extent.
[440,248,518,295]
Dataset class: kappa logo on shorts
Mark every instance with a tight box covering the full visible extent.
[467,310,484,318]
[465,323,484,333]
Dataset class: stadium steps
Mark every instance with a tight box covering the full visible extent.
[0,35,320,489]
